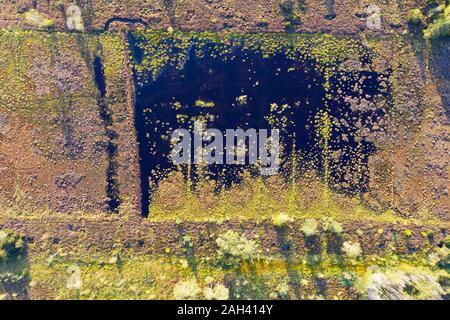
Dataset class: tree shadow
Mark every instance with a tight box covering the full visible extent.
[276,227,302,299]
[230,263,270,300]
[279,0,301,32]
[303,234,329,298]
[163,0,177,28]
[326,233,347,275]
[428,39,450,118]
[176,224,198,276]
[408,24,429,84]
[298,0,307,12]
[325,0,336,20]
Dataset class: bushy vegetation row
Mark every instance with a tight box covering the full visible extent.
[19,221,449,300]
[173,225,449,300]
[408,1,450,40]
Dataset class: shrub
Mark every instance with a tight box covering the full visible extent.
[24,9,42,25]
[0,230,28,298]
[422,3,450,40]
[269,279,290,299]
[408,9,424,24]
[216,231,259,264]
[403,229,413,237]
[428,4,446,17]
[409,2,450,40]
[424,18,450,40]
[428,246,449,269]
[322,217,344,234]
[174,278,230,300]
[300,219,318,237]
[0,271,28,289]
[43,19,55,29]
[279,0,293,15]
[356,266,445,300]
[445,235,450,248]
[275,280,290,299]
[272,212,293,228]
[203,283,230,300]
[341,271,357,287]
[173,278,201,300]
[0,229,26,263]
[342,241,362,259]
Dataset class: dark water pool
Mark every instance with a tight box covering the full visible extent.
[131,37,389,216]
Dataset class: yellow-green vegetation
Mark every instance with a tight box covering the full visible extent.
[0,182,447,300]
[424,4,450,40]
[195,100,216,108]
[409,1,450,40]
[0,229,26,263]
[147,171,443,225]
[24,9,54,29]
[0,31,96,119]
[0,30,125,116]
[301,219,319,237]
[0,29,128,181]
[408,9,425,25]
[322,217,343,234]
[0,22,446,302]
[20,231,449,300]
[342,241,362,259]
[131,30,369,86]
[273,213,294,228]
[216,231,260,265]
[99,33,128,89]
[42,19,55,29]
[356,264,447,300]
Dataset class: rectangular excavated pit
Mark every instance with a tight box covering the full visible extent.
[130,32,391,217]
